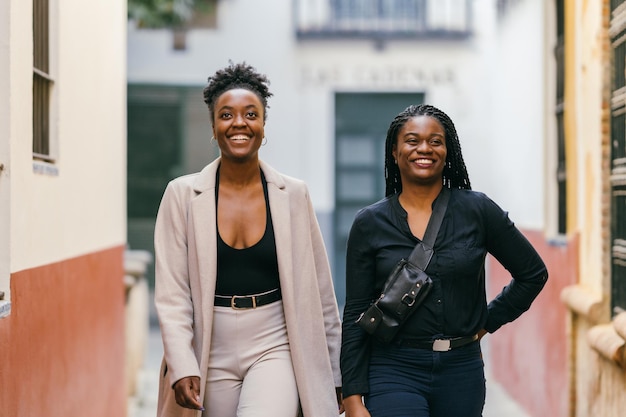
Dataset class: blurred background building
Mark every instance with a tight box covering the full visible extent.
[126,0,559,414]
[3,0,626,416]
[127,0,492,309]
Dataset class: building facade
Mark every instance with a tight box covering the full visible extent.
[0,0,128,416]
[492,0,626,416]
[559,0,626,416]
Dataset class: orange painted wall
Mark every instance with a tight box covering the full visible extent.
[0,246,126,417]
[487,231,578,417]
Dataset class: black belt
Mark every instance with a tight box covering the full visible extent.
[396,334,478,351]
[214,288,281,309]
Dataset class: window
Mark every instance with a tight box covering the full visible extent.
[610,0,626,314]
[295,0,471,39]
[496,0,522,18]
[332,0,423,23]
[555,0,566,234]
[33,0,53,162]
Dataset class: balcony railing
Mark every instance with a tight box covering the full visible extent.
[295,0,472,40]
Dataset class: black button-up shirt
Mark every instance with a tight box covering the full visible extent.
[340,188,548,397]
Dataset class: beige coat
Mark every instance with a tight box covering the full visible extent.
[154,158,342,417]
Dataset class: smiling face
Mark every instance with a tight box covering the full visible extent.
[212,88,265,162]
[392,115,447,187]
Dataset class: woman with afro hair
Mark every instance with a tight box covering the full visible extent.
[154,62,342,417]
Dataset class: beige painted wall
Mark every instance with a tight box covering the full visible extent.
[4,0,127,282]
[575,0,606,295]
[563,1,626,416]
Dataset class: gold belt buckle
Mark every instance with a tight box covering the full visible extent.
[432,339,451,352]
[230,295,256,310]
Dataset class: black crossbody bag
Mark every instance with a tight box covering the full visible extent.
[356,187,450,344]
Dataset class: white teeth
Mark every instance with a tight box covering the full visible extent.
[230,135,249,140]
[415,159,432,164]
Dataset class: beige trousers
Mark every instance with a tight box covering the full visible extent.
[203,300,299,417]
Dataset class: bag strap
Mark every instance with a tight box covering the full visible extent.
[407,187,450,269]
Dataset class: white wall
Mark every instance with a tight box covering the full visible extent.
[485,0,547,229]
[7,0,127,275]
[127,0,498,214]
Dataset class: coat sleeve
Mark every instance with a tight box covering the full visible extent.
[154,181,202,386]
[305,187,342,387]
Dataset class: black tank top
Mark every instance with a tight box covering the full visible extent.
[215,170,280,296]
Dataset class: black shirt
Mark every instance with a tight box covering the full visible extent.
[340,188,548,397]
[215,171,280,296]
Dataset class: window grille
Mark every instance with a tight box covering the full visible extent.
[555,0,566,234]
[33,0,53,161]
[610,0,626,314]
[295,0,471,39]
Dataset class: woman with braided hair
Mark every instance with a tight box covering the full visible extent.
[340,104,547,417]
[154,62,342,417]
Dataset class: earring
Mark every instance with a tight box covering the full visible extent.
[262,137,267,146]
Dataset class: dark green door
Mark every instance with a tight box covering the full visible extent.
[333,92,424,310]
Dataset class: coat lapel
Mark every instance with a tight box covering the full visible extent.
[190,159,220,361]
[260,161,295,308]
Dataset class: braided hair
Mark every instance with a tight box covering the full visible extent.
[384,104,471,197]
[202,61,273,122]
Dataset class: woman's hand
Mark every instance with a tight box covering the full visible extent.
[343,394,371,417]
[173,376,204,411]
